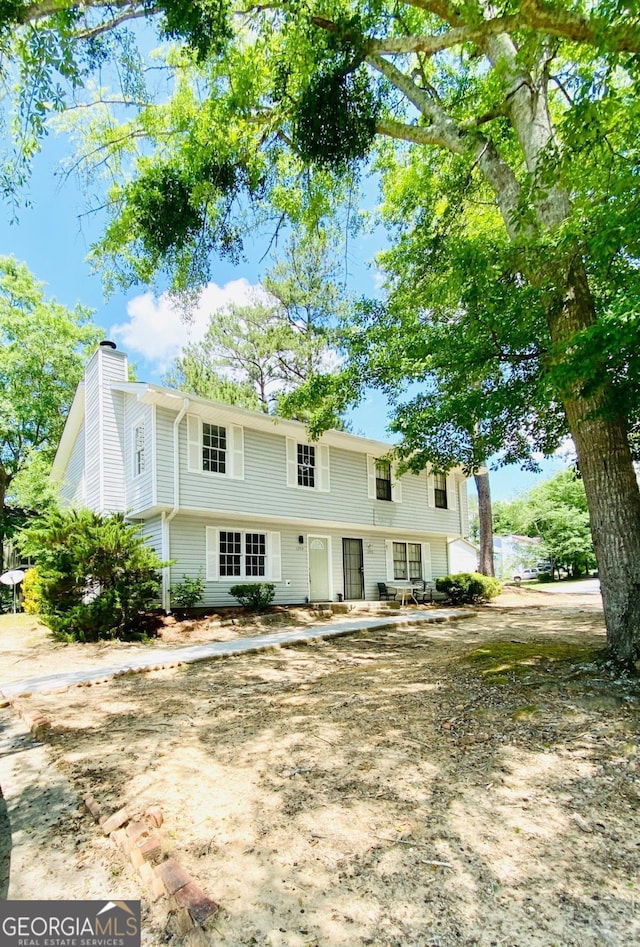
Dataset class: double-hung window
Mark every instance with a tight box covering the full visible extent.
[286,438,330,492]
[207,527,281,581]
[203,423,226,474]
[188,415,244,479]
[297,444,315,488]
[375,460,392,501]
[434,473,448,509]
[392,542,422,581]
[219,530,266,578]
[367,455,401,502]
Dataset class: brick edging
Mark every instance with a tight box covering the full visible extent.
[83,794,219,931]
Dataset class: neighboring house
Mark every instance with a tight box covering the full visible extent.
[493,534,544,579]
[52,342,471,610]
[447,537,480,574]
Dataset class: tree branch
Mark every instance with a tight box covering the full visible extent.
[369,16,520,57]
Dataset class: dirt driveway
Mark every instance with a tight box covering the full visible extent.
[1,590,639,946]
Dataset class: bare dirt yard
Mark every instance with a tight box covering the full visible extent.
[2,589,639,946]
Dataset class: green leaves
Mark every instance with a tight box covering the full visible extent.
[294,59,380,169]
[20,509,165,641]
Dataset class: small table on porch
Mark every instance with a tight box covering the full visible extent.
[387,583,423,606]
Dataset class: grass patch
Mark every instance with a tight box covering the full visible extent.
[462,640,605,680]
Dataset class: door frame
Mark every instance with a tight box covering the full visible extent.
[307,534,332,602]
[342,537,364,601]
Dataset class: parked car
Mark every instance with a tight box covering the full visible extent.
[513,567,538,583]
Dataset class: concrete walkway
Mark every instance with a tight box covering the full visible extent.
[0,608,465,701]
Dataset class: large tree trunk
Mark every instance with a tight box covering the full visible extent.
[474,470,495,577]
[550,260,640,669]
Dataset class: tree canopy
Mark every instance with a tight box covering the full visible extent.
[0,256,100,566]
[2,1,640,666]
[493,470,595,577]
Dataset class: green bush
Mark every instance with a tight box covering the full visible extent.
[537,570,554,583]
[0,585,12,614]
[19,509,165,641]
[436,572,502,605]
[171,573,205,610]
[230,582,275,612]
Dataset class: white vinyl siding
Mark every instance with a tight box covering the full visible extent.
[83,345,127,514]
[124,399,154,515]
[58,421,86,507]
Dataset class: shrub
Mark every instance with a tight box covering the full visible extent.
[21,567,43,614]
[0,585,12,614]
[19,509,165,641]
[436,572,502,605]
[171,573,205,610]
[537,570,554,583]
[230,582,275,612]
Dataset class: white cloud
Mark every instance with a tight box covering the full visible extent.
[110,278,262,369]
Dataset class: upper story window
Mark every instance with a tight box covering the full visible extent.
[133,422,145,477]
[286,438,330,492]
[367,455,402,503]
[434,473,448,509]
[375,460,392,501]
[188,415,244,480]
[203,423,226,474]
[297,443,315,488]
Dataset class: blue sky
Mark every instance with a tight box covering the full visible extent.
[1,131,568,502]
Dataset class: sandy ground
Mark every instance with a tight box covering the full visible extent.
[1,589,639,946]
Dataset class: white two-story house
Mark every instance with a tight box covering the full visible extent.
[52,341,471,610]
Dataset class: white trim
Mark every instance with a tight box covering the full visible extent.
[391,464,402,504]
[307,534,332,601]
[385,539,394,582]
[427,471,436,508]
[267,531,281,581]
[286,437,297,488]
[421,542,432,581]
[206,526,219,581]
[446,472,457,510]
[187,414,201,473]
[161,512,170,611]
[318,444,330,493]
[367,455,376,500]
[151,404,158,508]
[188,414,244,480]
[229,424,245,480]
[207,525,281,583]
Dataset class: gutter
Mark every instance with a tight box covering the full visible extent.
[162,398,190,612]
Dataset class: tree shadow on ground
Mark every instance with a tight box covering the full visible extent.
[21,608,640,945]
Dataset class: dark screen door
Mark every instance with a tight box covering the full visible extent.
[342,538,364,600]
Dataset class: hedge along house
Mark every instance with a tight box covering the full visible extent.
[52,342,471,611]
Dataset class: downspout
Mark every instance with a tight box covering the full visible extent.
[162,398,190,612]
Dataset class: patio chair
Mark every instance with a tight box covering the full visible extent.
[377,582,396,601]
[415,580,435,603]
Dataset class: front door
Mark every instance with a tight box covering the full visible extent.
[342,538,364,600]
[309,536,331,602]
